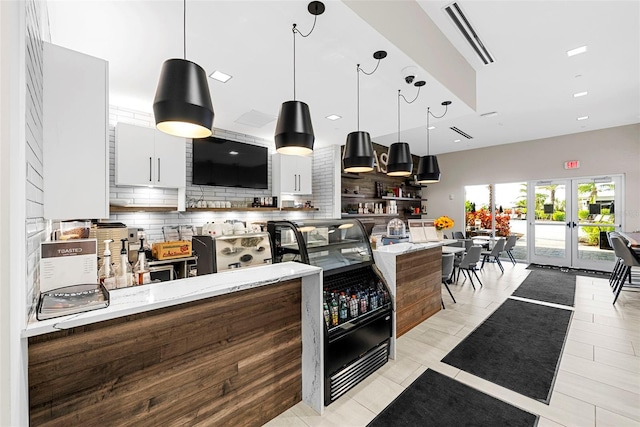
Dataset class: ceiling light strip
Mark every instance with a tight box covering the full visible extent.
[444,2,494,65]
[450,126,473,139]
[567,45,587,57]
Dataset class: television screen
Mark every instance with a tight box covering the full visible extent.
[192,137,268,189]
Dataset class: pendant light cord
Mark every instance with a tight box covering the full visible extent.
[397,90,401,141]
[291,12,319,101]
[292,25,297,100]
[183,0,186,59]
[426,103,450,155]
[354,55,385,132]
[427,107,431,155]
[357,65,360,131]
[357,58,382,76]
[399,86,422,104]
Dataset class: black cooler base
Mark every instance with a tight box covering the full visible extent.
[326,341,389,404]
[323,267,393,406]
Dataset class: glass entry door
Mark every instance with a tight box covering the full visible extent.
[529,180,571,266]
[528,176,622,271]
[572,176,621,270]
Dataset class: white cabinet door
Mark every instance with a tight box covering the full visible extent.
[273,154,312,195]
[153,131,186,188]
[43,43,109,220]
[295,156,313,194]
[115,123,155,186]
[115,123,185,188]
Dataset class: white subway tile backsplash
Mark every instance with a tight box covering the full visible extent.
[106,106,336,237]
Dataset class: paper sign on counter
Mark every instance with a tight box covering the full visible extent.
[40,239,97,292]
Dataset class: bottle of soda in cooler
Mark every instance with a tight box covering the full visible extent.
[359,290,368,314]
[349,294,359,318]
[369,288,378,310]
[330,293,339,327]
[339,292,348,322]
[323,302,330,327]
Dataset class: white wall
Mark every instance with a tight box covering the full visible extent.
[425,124,640,232]
[1,0,40,424]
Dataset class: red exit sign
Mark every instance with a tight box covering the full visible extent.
[564,160,580,169]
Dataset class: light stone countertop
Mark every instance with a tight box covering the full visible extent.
[23,261,322,338]
[373,241,447,255]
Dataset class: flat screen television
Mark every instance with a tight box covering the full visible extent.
[192,137,268,189]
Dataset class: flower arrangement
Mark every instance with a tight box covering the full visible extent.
[434,216,454,231]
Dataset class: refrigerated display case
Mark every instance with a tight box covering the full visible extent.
[267,219,393,405]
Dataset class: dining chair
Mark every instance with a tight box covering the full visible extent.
[452,239,474,271]
[610,236,640,304]
[455,246,483,290]
[453,231,466,240]
[441,252,456,308]
[480,238,506,272]
[607,231,621,288]
[502,235,518,265]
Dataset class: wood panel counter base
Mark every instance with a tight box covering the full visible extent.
[395,248,442,337]
[29,279,303,427]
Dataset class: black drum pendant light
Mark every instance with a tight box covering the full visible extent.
[153,0,214,139]
[387,82,424,177]
[275,1,325,156]
[416,101,451,184]
[343,51,386,173]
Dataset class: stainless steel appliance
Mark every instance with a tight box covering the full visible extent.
[267,219,392,405]
[193,232,272,274]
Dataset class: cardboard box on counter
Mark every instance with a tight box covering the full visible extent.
[152,241,192,260]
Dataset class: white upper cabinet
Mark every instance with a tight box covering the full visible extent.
[43,43,109,220]
[115,122,186,189]
[272,153,312,196]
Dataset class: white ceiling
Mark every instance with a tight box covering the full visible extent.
[46,0,640,156]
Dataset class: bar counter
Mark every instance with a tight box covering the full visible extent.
[373,241,447,357]
[24,262,324,426]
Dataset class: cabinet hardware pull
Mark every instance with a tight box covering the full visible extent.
[149,157,152,181]
[158,158,161,182]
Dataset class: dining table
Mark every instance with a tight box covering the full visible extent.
[442,246,465,255]
[618,231,640,263]
[471,235,492,249]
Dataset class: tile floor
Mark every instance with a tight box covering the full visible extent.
[264,262,640,427]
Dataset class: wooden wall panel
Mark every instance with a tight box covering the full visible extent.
[29,279,303,427]
[395,247,441,337]
[341,142,424,227]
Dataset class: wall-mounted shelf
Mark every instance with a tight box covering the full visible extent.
[110,206,319,213]
[186,207,318,212]
[381,196,427,201]
[341,213,399,218]
[110,205,178,213]
[342,194,366,199]
[341,173,363,180]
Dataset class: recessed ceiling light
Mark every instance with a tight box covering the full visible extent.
[454,139,461,143]
[427,126,436,130]
[573,91,588,98]
[577,116,589,121]
[229,151,239,155]
[209,70,232,83]
[325,114,342,121]
[567,45,587,57]
[480,111,498,118]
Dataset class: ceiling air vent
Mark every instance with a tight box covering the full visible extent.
[450,126,473,139]
[444,2,494,65]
